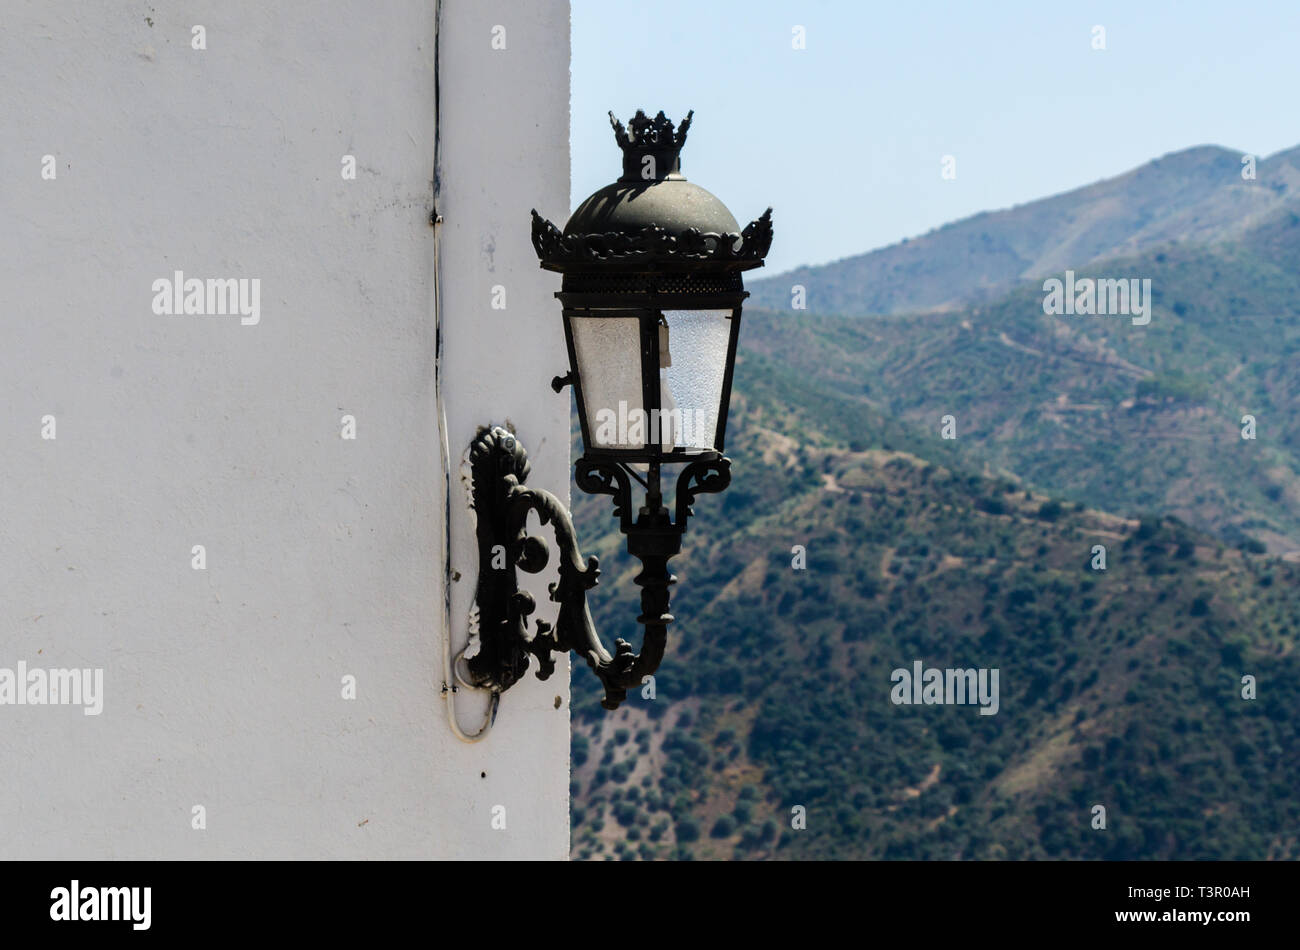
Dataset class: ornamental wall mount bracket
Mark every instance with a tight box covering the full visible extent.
[463,424,729,710]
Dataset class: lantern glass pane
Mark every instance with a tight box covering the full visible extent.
[660,309,732,452]
[569,315,645,450]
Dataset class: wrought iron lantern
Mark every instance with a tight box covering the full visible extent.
[465,109,772,710]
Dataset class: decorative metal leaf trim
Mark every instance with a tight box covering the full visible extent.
[575,458,633,534]
[675,455,731,526]
[530,208,773,266]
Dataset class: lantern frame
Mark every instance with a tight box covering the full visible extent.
[556,284,746,463]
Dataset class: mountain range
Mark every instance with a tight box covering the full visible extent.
[747,144,1300,318]
[568,141,1300,861]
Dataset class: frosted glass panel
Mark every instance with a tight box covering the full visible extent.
[661,309,732,451]
[570,316,645,449]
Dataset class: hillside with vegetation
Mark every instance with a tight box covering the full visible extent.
[565,147,1300,861]
[741,211,1300,554]
[566,349,1300,860]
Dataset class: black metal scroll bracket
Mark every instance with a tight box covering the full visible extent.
[463,424,730,710]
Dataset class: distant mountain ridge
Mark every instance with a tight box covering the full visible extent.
[568,141,1300,862]
[748,144,1300,317]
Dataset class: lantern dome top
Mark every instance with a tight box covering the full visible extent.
[531,109,772,274]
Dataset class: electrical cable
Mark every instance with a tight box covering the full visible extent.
[432,0,498,742]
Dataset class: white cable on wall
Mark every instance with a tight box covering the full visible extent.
[433,0,497,742]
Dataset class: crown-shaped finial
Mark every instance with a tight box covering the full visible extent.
[607,110,694,182]
[608,109,694,152]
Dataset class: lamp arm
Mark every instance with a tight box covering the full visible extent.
[499,480,611,684]
[464,425,729,711]
[505,474,672,711]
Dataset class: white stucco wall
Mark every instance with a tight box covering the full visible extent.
[0,0,570,858]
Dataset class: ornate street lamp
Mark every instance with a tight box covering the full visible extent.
[466,110,772,710]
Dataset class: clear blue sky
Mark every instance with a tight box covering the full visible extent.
[572,0,1300,276]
